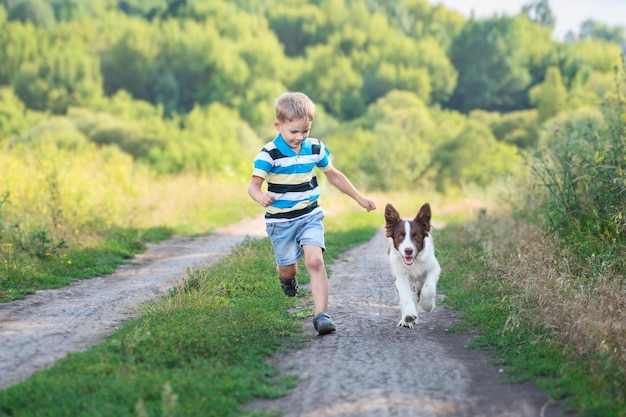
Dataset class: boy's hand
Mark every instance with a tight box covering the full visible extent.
[360,198,376,212]
[258,193,277,208]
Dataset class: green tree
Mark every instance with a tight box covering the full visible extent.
[564,40,623,74]
[430,120,520,191]
[0,20,45,85]
[22,116,88,150]
[363,0,465,49]
[522,0,555,29]
[479,109,540,148]
[449,15,552,113]
[293,44,365,120]
[118,0,167,20]
[49,0,94,21]
[267,3,326,56]
[328,90,437,191]
[100,18,159,103]
[12,44,103,114]
[7,0,55,28]
[580,19,625,44]
[529,66,567,122]
[149,103,260,176]
[0,87,45,141]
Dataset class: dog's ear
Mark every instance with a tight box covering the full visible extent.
[384,204,401,237]
[415,203,432,233]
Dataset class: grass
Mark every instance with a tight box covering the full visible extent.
[437,215,626,417]
[0,169,257,302]
[0,209,381,417]
[0,226,173,302]
[4,188,623,416]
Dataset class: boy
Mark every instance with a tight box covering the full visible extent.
[248,92,376,335]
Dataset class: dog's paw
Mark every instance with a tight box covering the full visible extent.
[397,315,417,329]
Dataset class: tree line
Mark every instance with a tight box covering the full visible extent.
[0,0,624,190]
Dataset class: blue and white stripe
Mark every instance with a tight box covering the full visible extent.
[252,133,333,222]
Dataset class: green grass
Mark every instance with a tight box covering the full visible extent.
[437,221,626,417]
[7,202,623,416]
[0,211,380,417]
[0,226,174,302]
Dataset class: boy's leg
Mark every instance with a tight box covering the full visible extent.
[277,264,298,297]
[302,245,328,314]
[303,244,335,335]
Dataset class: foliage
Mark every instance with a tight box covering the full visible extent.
[449,14,553,113]
[473,108,540,148]
[529,66,567,122]
[0,87,46,140]
[0,0,623,190]
[522,0,555,29]
[0,135,257,301]
[580,19,625,44]
[563,39,624,75]
[11,38,103,113]
[438,218,626,417]
[7,0,55,28]
[531,70,626,262]
[0,19,46,85]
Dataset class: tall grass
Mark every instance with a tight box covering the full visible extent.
[439,215,626,416]
[531,62,626,269]
[0,141,256,301]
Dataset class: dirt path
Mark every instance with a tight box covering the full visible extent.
[0,216,573,416]
[0,216,266,390]
[248,227,574,417]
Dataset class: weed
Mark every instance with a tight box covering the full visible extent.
[531,61,626,270]
[439,215,626,416]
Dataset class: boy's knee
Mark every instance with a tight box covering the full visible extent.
[277,264,297,278]
[305,255,324,272]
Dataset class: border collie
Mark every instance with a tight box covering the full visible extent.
[384,203,441,328]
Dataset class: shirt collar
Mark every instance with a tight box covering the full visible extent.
[275,133,311,156]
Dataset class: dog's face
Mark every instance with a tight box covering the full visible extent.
[384,203,432,266]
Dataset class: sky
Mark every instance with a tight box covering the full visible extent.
[433,0,626,40]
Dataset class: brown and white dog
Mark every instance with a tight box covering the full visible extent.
[384,203,441,328]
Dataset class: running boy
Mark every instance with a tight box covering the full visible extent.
[248,92,376,335]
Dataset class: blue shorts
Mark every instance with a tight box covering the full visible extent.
[266,210,325,266]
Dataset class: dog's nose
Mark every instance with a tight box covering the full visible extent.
[404,248,414,256]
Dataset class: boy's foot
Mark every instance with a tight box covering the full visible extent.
[313,312,336,335]
[279,276,298,297]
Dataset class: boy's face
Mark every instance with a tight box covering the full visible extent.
[275,118,312,152]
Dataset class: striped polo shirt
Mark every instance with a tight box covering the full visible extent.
[252,133,333,222]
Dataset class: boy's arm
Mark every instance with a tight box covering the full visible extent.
[248,176,276,208]
[323,167,376,212]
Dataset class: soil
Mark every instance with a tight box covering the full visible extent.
[0,216,574,417]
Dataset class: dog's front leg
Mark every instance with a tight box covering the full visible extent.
[419,265,440,312]
[395,275,418,328]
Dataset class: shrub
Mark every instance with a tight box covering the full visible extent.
[531,59,626,267]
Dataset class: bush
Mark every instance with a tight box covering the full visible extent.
[531,60,626,268]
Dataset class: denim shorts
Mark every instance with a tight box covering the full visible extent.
[266,210,325,266]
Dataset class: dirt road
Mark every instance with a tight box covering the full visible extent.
[248,228,574,417]
[0,216,573,416]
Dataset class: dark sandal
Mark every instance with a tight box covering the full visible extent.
[279,276,298,297]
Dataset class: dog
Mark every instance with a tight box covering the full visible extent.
[384,203,441,328]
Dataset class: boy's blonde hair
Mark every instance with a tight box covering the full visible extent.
[275,92,315,123]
